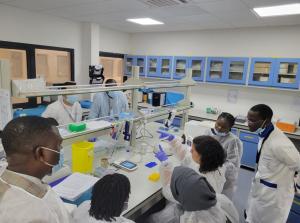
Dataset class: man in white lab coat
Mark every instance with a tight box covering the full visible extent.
[42,95,83,125]
[0,116,71,223]
[245,104,300,223]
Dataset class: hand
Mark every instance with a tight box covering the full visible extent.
[157,130,175,142]
[154,145,168,162]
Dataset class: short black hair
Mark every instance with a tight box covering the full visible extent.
[218,112,235,129]
[46,117,59,126]
[105,79,117,87]
[89,173,131,221]
[193,136,226,173]
[2,116,55,156]
[250,104,273,120]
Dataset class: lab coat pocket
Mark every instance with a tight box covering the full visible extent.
[251,180,277,204]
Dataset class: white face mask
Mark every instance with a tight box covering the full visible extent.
[254,119,267,135]
[213,128,228,137]
[39,147,62,174]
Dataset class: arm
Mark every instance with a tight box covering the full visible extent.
[89,94,100,119]
[225,138,243,169]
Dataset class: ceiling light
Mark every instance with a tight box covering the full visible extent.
[253,3,300,17]
[126,18,164,25]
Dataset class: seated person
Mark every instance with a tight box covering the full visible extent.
[89,79,129,119]
[73,173,134,223]
[0,116,71,222]
[42,95,82,125]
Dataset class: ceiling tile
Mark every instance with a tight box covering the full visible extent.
[197,0,249,13]
[241,0,300,8]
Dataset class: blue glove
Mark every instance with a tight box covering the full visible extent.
[157,130,175,142]
[155,145,168,162]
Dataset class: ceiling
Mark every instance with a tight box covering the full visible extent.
[1,0,300,33]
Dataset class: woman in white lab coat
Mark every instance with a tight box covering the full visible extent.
[73,173,135,223]
[161,132,226,193]
[205,112,243,200]
[42,95,82,125]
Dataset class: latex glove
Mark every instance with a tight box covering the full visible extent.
[155,145,168,162]
[157,130,175,142]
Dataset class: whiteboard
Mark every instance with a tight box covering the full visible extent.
[0,89,12,130]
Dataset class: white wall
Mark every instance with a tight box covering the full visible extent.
[0,5,84,83]
[130,26,300,123]
[99,26,130,54]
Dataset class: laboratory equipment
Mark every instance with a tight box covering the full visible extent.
[276,121,297,133]
[112,159,137,171]
[145,162,157,168]
[89,65,104,85]
[148,172,160,182]
[164,110,176,128]
[152,92,166,106]
[71,141,94,174]
[68,122,86,132]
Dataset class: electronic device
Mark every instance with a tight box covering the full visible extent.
[152,92,166,107]
[112,159,137,171]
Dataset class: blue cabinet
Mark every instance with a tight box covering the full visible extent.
[173,57,189,79]
[240,131,259,169]
[147,56,160,77]
[124,55,146,76]
[248,58,276,87]
[159,56,173,79]
[124,55,136,76]
[190,57,205,81]
[147,56,172,78]
[273,58,300,89]
[225,57,249,84]
[288,194,300,223]
[206,57,226,83]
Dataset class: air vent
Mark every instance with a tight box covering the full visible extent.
[139,0,190,7]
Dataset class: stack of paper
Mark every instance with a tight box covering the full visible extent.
[53,173,99,201]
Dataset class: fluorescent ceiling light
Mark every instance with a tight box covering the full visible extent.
[253,3,300,17]
[126,18,164,25]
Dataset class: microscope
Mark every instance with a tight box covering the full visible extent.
[89,65,104,85]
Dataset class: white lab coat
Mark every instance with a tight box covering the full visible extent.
[0,169,71,223]
[42,96,82,125]
[73,200,135,223]
[147,163,237,223]
[205,129,243,199]
[246,127,300,223]
[169,138,226,193]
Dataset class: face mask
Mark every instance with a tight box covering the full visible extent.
[213,128,228,137]
[39,146,62,173]
[254,120,266,135]
[66,95,79,105]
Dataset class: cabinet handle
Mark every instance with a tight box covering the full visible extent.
[244,136,254,140]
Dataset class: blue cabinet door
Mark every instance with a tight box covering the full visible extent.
[272,58,300,89]
[124,55,136,76]
[173,57,189,79]
[225,57,249,85]
[240,131,258,169]
[147,56,160,77]
[206,57,226,83]
[248,58,275,87]
[136,56,146,76]
[160,56,173,79]
[189,57,205,81]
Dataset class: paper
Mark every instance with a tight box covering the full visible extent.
[0,89,12,130]
[52,173,99,201]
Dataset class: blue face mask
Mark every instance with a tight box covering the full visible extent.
[39,146,63,174]
[254,120,267,135]
[66,95,79,105]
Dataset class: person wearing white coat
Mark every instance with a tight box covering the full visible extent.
[0,116,71,223]
[73,173,134,223]
[42,95,82,125]
[246,104,300,223]
[205,112,243,200]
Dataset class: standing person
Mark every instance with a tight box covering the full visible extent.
[205,112,243,200]
[42,94,82,125]
[89,79,129,119]
[0,116,71,223]
[73,173,134,223]
[246,104,300,223]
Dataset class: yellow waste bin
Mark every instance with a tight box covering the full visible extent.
[72,141,94,174]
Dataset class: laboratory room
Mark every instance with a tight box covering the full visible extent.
[1,0,300,223]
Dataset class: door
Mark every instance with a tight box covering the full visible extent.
[206,57,226,83]
[136,56,146,76]
[248,58,275,87]
[225,57,249,85]
[147,56,160,77]
[160,56,172,79]
[189,57,205,81]
[173,57,189,79]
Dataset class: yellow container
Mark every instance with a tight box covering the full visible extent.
[72,141,94,174]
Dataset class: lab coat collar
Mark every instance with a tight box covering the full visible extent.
[258,123,274,138]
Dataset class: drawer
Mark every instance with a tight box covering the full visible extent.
[287,210,300,223]
[239,131,259,143]
[291,195,300,215]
